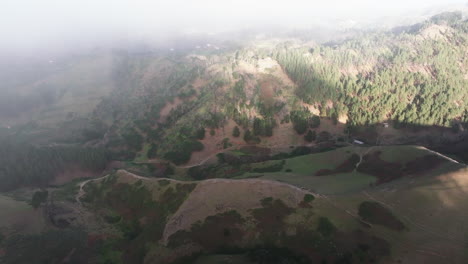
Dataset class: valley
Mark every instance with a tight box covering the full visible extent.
[0,10,467,264]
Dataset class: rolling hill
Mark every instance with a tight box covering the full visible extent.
[0,11,467,264]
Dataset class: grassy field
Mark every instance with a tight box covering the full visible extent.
[373,145,431,163]
[256,172,376,194]
[234,145,461,195]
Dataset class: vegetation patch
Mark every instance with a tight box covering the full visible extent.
[316,217,336,237]
[252,160,285,173]
[163,140,204,165]
[168,210,245,250]
[357,151,404,184]
[358,201,405,231]
[52,178,84,202]
[315,154,359,176]
[30,190,48,209]
[82,175,197,263]
[357,151,448,184]
[402,155,448,175]
[0,141,108,191]
[251,198,295,243]
[299,194,315,208]
[1,229,90,264]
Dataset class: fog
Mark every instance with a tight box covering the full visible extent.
[1,0,466,57]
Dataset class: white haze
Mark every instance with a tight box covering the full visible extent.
[0,0,466,57]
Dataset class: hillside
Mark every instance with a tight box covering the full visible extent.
[0,13,466,168]
[0,11,467,264]
[0,146,466,263]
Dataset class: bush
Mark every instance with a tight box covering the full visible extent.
[232,126,240,137]
[244,129,252,142]
[147,144,158,159]
[304,130,316,142]
[195,127,206,140]
[290,110,309,134]
[164,140,204,165]
[253,117,276,137]
[122,128,143,151]
[104,212,122,224]
[317,217,336,237]
[303,194,315,203]
[290,146,312,157]
[316,131,331,143]
[31,190,48,209]
[309,116,320,128]
[252,161,285,173]
[222,138,231,149]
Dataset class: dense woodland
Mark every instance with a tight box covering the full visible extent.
[92,12,467,165]
[275,12,467,127]
[0,140,109,191]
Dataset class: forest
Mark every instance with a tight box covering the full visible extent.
[275,12,467,128]
[0,140,109,191]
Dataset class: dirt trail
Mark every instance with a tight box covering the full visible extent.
[354,146,374,171]
[177,146,236,168]
[420,147,460,164]
[75,169,324,206]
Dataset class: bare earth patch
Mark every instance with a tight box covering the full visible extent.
[162,178,311,243]
[186,119,247,166]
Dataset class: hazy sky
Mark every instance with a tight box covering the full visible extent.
[0,0,466,54]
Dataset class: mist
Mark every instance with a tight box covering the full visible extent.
[1,0,467,57]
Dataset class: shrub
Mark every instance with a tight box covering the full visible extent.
[252,160,285,173]
[290,111,309,134]
[222,138,231,149]
[303,194,315,203]
[104,212,122,224]
[304,130,316,142]
[147,144,158,159]
[316,131,331,143]
[317,217,336,237]
[164,140,204,165]
[244,129,252,142]
[122,128,143,151]
[243,129,260,143]
[31,190,48,209]
[253,117,276,137]
[290,146,312,157]
[309,115,321,128]
[195,127,206,140]
[232,126,240,137]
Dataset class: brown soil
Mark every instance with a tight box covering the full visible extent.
[186,120,247,166]
[162,179,310,243]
